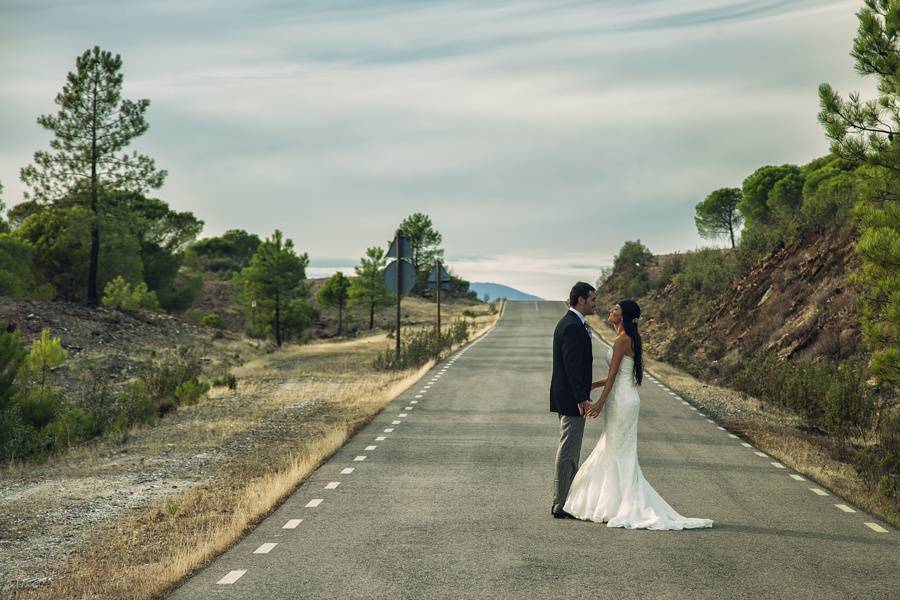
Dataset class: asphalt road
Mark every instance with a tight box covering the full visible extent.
[169,300,898,600]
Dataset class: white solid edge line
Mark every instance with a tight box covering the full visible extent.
[283,519,303,529]
[254,543,277,554]
[864,522,888,533]
[217,570,247,585]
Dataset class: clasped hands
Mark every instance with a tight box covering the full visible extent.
[577,379,607,418]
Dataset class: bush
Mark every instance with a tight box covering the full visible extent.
[202,313,225,329]
[211,373,238,390]
[102,275,161,311]
[139,346,204,415]
[671,248,737,306]
[374,319,471,370]
[175,379,210,406]
[822,365,872,445]
[45,408,94,450]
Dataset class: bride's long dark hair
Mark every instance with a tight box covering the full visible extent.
[617,299,643,385]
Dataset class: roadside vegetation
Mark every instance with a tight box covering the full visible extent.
[597,1,898,518]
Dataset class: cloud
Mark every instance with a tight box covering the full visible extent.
[0,0,871,300]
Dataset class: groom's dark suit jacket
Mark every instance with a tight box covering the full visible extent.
[550,309,593,417]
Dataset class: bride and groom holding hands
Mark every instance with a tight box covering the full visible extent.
[550,281,713,530]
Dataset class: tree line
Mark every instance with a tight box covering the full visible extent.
[0,46,474,348]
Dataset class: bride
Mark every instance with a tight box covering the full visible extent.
[563,299,713,530]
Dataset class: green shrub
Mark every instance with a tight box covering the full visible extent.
[211,373,238,390]
[118,381,157,426]
[45,408,94,450]
[175,379,210,406]
[822,365,872,444]
[202,313,225,329]
[139,346,204,415]
[102,276,161,311]
[671,248,737,305]
[374,319,471,370]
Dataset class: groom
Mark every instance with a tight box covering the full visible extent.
[550,281,596,519]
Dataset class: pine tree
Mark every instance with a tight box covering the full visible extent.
[348,247,393,329]
[694,188,743,248]
[818,0,899,386]
[20,46,166,305]
[399,213,444,289]
[317,272,351,335]
[238,230,309,347]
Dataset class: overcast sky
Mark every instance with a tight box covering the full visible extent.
[0,0,872,300]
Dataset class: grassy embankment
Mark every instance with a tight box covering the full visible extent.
[16,298,501,600]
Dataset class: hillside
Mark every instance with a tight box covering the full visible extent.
[596,226,862,381]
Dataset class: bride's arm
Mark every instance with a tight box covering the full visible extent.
[590,378,607,390]
[586,338,627,417]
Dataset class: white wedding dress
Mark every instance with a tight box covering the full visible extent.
[563,348,713,530]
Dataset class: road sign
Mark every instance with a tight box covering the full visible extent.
[387,232,412,259]
[384,259,416,295]
[427,263,452,289]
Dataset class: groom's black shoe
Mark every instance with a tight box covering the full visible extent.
[552,509,577,520]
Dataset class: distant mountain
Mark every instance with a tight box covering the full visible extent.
[469,282,543,302]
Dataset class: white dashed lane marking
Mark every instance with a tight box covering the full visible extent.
[217,570,247,585]
[365,445,377,451]
[810,488,829,496]
[254,543,277,554]
[865,522,888,533]
[728,434,738,439]
[835,504,856,513]
[754,452,768,457]
[283,519,303,529]
[376,436,386,441]
[384,428,394,433]
[741,443,753,448]
[325,482,340,490]
[410,400,418,404]
[392,420,402,425]
[399,413,408,418]
[341,468,354,475]
[306,499,324,507]
[354,455,367,462]
[789,474,806,481]
[771,462,786,469]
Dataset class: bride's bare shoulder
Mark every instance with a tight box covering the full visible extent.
[613,334,634,357]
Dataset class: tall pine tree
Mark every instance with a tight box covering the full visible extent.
[20,46,166,305]
[819,0,899,386]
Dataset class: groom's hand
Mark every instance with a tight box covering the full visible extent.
[577,400,591,416]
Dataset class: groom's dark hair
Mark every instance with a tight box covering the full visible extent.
[568,281,595,307]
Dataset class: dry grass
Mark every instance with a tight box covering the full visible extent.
[587,315,899,528]
[14,305,501,600]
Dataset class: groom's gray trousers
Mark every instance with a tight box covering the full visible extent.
[553,414,586,513]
